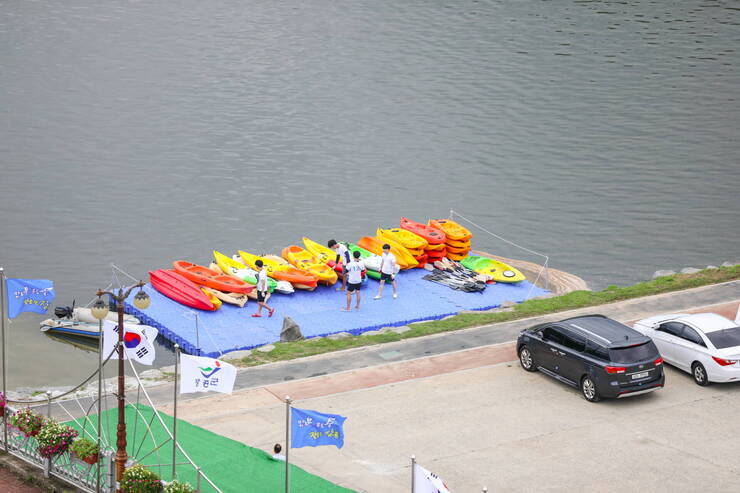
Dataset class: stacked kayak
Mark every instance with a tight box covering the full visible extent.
[460,255,526,283]
[282,246,338,285]
[149,269,217,311]
[376,227,428,267]
[173,261,254,294]
[428,218,473,261]
[302,237,343,272]
[239,250,318,290]
[212,250,295,294]
[358,235,418,269]
[400,217,447,265]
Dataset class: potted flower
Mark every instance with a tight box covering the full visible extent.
[121,464,163,493]
[69,436,100,465]
[0,392,6,417]
[36,419,78,458]
[163,480,196,493]
[9,407,45,437]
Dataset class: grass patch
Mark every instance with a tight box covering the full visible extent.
[228,265,739,368]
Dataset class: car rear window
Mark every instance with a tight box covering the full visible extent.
[608,341,658,363]
[705,327,740,349]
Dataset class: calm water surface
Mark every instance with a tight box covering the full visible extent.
[1,0,738,389]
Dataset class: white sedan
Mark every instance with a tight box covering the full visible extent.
[632,312,740,386]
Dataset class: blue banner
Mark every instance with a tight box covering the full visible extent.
[290,407,346,449]
[5,279,55,319]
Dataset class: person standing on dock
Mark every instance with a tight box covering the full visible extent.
[328,239,351,291]
[342,250,366,311]
[252,260,276,318]
[374,244,399,300]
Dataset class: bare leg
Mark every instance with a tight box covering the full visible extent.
[375,280,385,299]
[355,290,361,310]
[342,291,351,311]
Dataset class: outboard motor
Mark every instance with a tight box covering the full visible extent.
[53,300,76,319]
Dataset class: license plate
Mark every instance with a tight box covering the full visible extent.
[632,371,649,380]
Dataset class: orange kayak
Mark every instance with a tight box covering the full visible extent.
[400,217,446,245]
[428,218,472,241]
[172,261,254,294]
[357,236,418,269]
[282,246,338,285]
[238,250,318,290]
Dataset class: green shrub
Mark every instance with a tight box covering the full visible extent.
[121,464,163,493]
[69,437,99,460]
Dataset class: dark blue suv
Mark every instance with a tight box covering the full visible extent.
[517,315,665,402]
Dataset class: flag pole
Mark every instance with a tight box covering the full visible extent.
[0,268,7,452]
[410,455,415,493]
[194,314,200,355]
[285,395,291,493]
[172,344,179,479]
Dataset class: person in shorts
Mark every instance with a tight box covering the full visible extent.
[342,250,366,311]
[252,259,275,318]
[374,244,398,299]
[328,239,351,291]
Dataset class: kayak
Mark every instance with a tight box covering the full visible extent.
[446,243,471,254]
[200,286,249,308]
[345,243,382,279]
[302,237,343,272]
[282,246,338,285]
[424,242,447,252]
[149,269,216,311]
[445,238,471,249]
[357,236,418,269]
[173,261,254,294]
[400,217,446,245]
[213,250,279,293]
[200,288,223,310]
[447,251,469,261]
[460,255,526,283]
[377,227,428,251]
[238,250,318,290]
[428,218,472,241]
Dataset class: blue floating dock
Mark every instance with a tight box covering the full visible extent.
[123,270,549,357]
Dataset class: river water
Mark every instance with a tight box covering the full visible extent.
[1,0,738,390]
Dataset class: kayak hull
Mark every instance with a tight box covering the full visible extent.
[460,256,526,283]
[149,269,216,311]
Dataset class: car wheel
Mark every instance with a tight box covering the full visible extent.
[692,362,709,386]
[518,346,537,372]
[581,375,601,402]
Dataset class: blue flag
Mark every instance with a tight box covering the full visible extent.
[5,279,55,319]
[290,407,346,449]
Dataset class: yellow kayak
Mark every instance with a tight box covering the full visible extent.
[282,246,338,285]
[460,255,526,283]
[238,250,319,290]
[302,237,341,268]
[200,288,223,310]
[428,218,472,241]
[358,235,418,269]
[376,227,428,251]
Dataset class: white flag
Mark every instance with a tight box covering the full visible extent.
[179,354,236,394]
[413,462,451,493]
[102,320,156,365]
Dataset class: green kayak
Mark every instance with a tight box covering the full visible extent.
[344,243,382,280]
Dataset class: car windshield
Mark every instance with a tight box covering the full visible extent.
[705,327,740,349]
[608,341,658,364]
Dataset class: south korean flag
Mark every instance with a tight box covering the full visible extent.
[102,320,157,365]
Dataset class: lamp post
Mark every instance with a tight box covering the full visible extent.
[91,281,151,489]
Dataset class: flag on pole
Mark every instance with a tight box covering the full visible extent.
[290,407,346,449]
[5,279,55,319]
[179,354,236,394]
[413,462,452,493]
[102,320,156,365]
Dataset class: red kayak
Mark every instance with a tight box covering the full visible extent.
[173,261,254,294]
[400,217,446,245]
[149,269,216,311]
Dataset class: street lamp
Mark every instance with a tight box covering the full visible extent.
[92,281,151,489]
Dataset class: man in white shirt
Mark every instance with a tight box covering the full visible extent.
[342,250,366,311]
[374,244,399,300]
[252,259,275,318]
[328,239,351,291]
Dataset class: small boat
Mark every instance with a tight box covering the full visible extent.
[345,243,382,280]
[302,237,343,272]
[149,269,216,311]
[281,246,338,285]
[53,305,141,325]
[460,256,526,283]
[357,236,418,269]
[428,218,472,241]
[41,319,159,341]
[213,251,278,292]
[238,250,318,290]
[173,261,254,294]
[376,227,429,251]
[400,217,446,245]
